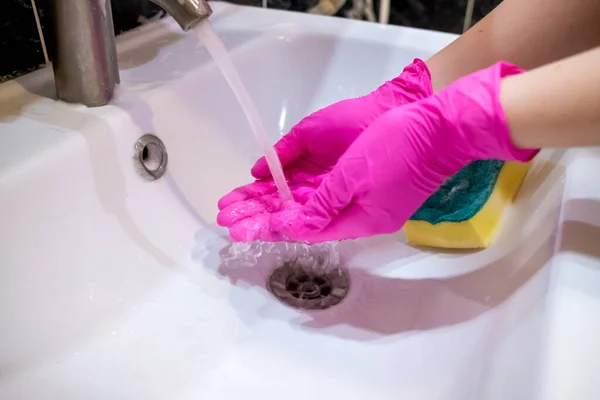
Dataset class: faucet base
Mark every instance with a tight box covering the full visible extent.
[51,0,120,107]
[49,0,212,107]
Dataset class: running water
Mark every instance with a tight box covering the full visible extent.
[197,21,293,201]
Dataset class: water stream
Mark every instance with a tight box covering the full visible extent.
[197,21,293,201]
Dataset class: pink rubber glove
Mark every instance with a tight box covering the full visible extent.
[218,59,432,205]
[218,62,539,243]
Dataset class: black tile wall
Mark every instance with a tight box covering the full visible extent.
[0,0,501,83]
[0,0,169,83]
[111,1,167,34]
[0,0,47,83]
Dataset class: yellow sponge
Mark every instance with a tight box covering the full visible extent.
[403,161,531,249]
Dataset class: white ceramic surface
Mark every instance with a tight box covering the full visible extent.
[1,3,599,399]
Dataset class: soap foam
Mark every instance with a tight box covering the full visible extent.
[221,240,342,276]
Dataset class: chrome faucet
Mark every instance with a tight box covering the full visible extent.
[49,0,213,107]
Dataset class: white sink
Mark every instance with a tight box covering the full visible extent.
[1,2,600,399]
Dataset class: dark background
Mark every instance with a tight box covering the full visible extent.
[0,0,502,83]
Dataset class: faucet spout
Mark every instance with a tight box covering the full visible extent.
[150,0,213,31]
[49,0,213,107]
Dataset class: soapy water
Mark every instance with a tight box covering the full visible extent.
[221,240,343,278]
[197,21,293,201]
[192,225,347,285]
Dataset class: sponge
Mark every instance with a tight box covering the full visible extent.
[403,160,531,249]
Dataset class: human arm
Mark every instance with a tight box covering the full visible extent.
[502,46,600,149]
[427,0,600,92]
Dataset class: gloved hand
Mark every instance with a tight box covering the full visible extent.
[218,62,539,243]
[218,59,432,208]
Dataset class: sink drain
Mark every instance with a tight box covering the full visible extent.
[267,261,350,310]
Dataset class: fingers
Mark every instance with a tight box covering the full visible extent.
[220,162,359,243]
[298,203,390,243]
[225,200,378,244]
[251,127,305,179]
[292,186,314,204]
[229,214,285,242]
[217,180,277,210]
[217,182,318,229]
[223,179,358,243]
[228,202,303,242]
[217,194,282,227]
[301,164,355,229]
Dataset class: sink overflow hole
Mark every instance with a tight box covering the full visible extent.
[141,143,163,171]
[133,134,168,181]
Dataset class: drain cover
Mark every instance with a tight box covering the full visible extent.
[267,261,350,310]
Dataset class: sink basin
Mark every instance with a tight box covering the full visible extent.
[1,2,600,399]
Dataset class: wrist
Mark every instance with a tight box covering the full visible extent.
[372,58,434,107]
[438,62,540,162]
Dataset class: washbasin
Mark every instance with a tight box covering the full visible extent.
[1,2,600,399]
